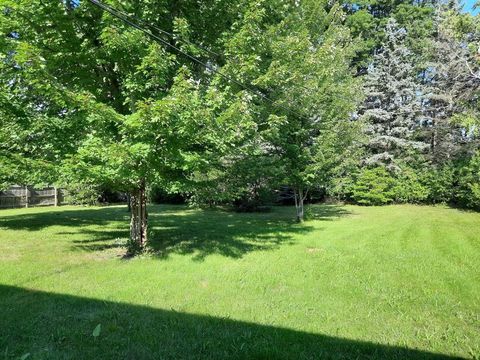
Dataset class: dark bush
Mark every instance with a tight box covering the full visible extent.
[149,186,187,205]
[454,151,480,210]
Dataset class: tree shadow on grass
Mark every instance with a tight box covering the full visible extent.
[0,284,464,360]
[305,204,352,221]
[147,204,353,260]
[69,229,129,252]
[0,205,351,261]
[147,207,311,261]
[0,206,130,232]
[0,206,131,253]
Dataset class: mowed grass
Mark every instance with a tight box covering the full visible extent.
[0,204,479,359]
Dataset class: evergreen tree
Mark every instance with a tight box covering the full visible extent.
[343,0,437,67]
[360,18,428,171]
[422,5,480,163]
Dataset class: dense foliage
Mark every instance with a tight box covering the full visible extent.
[1,0,479,247]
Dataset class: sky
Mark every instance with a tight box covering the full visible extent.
[464,0,479,14]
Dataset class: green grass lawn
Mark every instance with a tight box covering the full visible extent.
[0,204,479,359]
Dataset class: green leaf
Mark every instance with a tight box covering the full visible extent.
[92,324,101,338]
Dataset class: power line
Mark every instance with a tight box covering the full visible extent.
[87,0,313,122]
[87,1,440,121]
[89,0,221,59]
[89,1,428,120]
[89,0,367,103]
[91,1,422,120]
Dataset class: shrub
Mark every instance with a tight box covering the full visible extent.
[63,182,100,205]
[351,167,397,205]
[455,151,480,209]
[233,185,275,212]
[149,186,186,205]
[330,174,356,202]
[420,166,455,204]
[393,168,429,203]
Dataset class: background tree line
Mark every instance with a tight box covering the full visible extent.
[1,0,479,250]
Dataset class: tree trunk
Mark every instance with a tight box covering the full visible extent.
[294,188,305,222]
[129,181,148,251]
[126,193,131,212]
[431,118,437,155]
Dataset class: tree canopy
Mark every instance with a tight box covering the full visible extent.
[1,0,479,250]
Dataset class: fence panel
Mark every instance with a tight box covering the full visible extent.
[0,186,61,209]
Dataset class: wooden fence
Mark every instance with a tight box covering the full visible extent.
[0,186,62,209]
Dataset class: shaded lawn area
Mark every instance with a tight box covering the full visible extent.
[0,204,479,359]
[0,285,466,360]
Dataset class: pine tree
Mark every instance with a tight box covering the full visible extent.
[421,5,480,163]
[360,18,428,171]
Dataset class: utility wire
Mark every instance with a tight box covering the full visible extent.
[89,0,222,59]
[86,1,422,120]
[88,0,364,102]
[87,0,436,121]
[87,0,313,122]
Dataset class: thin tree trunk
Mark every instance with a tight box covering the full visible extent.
[431,118,437,155]
[294,187,298,215]
[298,188,304,222]
[294,187,305,222]
[129,181,148,251]
[25,185,29,208]
[126,193,131,212]
[140,183,148,245]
